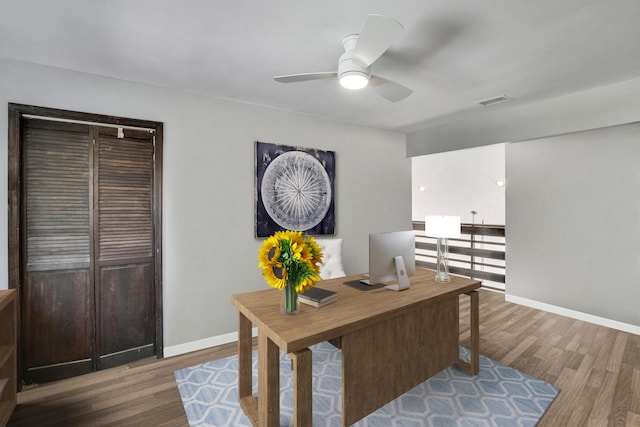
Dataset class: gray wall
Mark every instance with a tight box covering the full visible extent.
[0,58,411,348]
[506,123,640,327]
[407,75,640,330]
[407,76,640,156]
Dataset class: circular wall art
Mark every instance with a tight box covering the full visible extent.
[260,151,332,231]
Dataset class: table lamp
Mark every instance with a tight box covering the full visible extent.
[424,215,461,283]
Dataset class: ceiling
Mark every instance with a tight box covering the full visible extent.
[2,0,640,133]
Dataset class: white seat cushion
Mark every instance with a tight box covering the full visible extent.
[314,238,346,279]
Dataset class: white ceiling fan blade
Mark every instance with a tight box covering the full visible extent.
[369,76,412,102]
[274,72,337,83]
[352,14,403,67]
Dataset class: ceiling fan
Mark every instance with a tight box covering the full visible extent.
[274,14,413,102]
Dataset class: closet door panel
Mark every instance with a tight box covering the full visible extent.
[22,119,94,383]
[24,120,92,270]
[23,270,93,382]
[95,128,155,368]
[98,263,155,369]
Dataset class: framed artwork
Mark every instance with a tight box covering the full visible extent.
[255,141,335,237]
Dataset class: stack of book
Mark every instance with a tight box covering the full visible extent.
[299,287,337,308]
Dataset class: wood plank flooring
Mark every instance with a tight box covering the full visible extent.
[9,289,640,426]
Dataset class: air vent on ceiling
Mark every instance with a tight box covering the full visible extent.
[476,95,511,106]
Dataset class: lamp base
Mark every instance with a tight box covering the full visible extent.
[434,272,451,283]
[435,237,451,283]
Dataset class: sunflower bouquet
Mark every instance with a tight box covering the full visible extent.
[258,230,323,314]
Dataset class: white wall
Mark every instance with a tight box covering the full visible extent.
[506,123,640,328]
[0,58,411,350]
[412,144,505,224]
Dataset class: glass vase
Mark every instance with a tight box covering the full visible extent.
[281,277,299,315]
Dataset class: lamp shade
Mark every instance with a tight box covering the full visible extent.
[424,215,461,238]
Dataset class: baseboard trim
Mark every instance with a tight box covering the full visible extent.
[505,294,640,336]
[166,295,640,357]
[164,327,258,358]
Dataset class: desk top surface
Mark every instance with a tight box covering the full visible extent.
[231,268,480,353]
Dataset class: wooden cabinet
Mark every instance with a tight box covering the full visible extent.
[0,289,17,426]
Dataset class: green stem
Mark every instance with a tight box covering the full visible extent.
[284,276,297,314]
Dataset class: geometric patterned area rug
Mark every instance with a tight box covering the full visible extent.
[174,341,559,427]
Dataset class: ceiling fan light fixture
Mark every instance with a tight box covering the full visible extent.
[339,71,369,89]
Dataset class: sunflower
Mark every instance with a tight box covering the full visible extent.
[258,235,281,269]
[294,274,317,293]
[298,242,313,264]
[307,237,323,272]
[262,265,287,290]
[284,231,306,260]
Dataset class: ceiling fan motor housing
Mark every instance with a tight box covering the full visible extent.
[338,34,370,88]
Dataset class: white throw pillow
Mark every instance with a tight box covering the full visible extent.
[314,238,347,279]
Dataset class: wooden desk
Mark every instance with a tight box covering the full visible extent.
[231,268,480,426]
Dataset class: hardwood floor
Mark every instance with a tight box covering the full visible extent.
[8,289,640,426]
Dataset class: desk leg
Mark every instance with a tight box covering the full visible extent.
[456,290,480,375]
[238,312,253,399]
[258,331,280,426]
[290,348,312,426]
[238,313,259,425]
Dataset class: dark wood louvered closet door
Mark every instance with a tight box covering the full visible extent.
[22,119,95,382]
[18,112,161,384]
[95,127,156,369]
